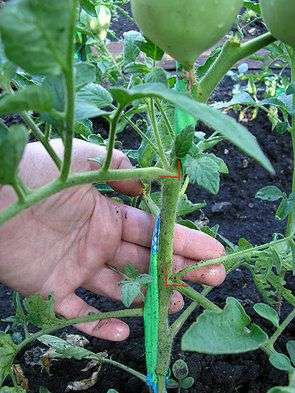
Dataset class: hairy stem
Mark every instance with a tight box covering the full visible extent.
[148,99,170,169]
[177,283,221,312]
[287,49,295,236]
[0,166,175,226]
[102,107,124,172]
[60,0,77,181]
[11,177,28,203]
[268,308,295,349]
[194,33,276,103]
[170,287,212,338]
[156,178,181,392]
[20,112,62,170]
[16,308,143,355]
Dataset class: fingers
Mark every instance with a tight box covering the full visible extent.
[55,292,129,341]
[111,240,225,286]
[19,139,142,195]
[120,205,225,260]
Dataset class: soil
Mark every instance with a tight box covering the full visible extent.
[0,3,294,393]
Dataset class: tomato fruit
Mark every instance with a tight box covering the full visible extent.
[260,0,295,48]
[130,0,243,70]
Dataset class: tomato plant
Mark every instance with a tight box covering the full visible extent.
[0,1,294,393]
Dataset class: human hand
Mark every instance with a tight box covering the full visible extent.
[0,139,225,341]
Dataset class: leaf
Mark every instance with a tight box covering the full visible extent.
[121,281,141,308]
[256,186,284,202]
[76,83,113,120]
[38,335,93,360]
[276,193,295,221]
[0,388,26,393]
[122,264,141,280]
[23,295,61,328]
[0,87,53,115]
[269,352,293,372]
[180,377,195,389]
[110,84,274,174]
[137,37,164,61]
[75,62,96,89]
[80,0,97,16]
[286,82,295,95]
[181,297,268,354]
[144,68,167,85]
[175,126,195,159]
[268,388,295,393]
[253,303,280,328]
[39,387,52,393]
[123,31,142,63]
[0,123,28,185]
[287,341,295,366]
[107,390,119,393]
[177,194,206,217]
[0,0,72,75]
[172,359,188,380]
[0,333,17,386]
[184,154,220,194]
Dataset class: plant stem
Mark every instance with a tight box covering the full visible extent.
[155,99,175,138]
[170,287,212,338]
[174,236,290,279]
[16,308,143,355]
[60,0,77,181]
[102,107,124,172]
[177,283,221,312]
[148,99,170,169]
[0,166,175,226]
[267,308,295,349]
[20,112,62,170]
[103,356,146,382]
[156,178,181,392]
[11,177,27,203]
[194,33,276,103]
[287,48,295,236]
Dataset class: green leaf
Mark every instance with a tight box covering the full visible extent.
[287,341,295,366]
[276,193,295,221]
[0,0,72,75]
[172,359,188,380]
[38,335,93,360]
[0,333,17,386]
[253,303,280,328]
[39,388,52,393]
[256,186,284,202]
[23,294,61,328]
[180,377,195,389]
[80,0,97,16]
[123,31,142,63]
[0,62,16,91]
[122,264,141,280]
[121,282,141,308]
[110,84,274,174]
[0,87,53,115]
[269,352,293,372]
[137,37,164,61]
[75,62,96,89]
[0,123,28,185]
[184,154,220,194]
[268,388,295,393]
[76,83,113,120]
[177,194,206,217]
[175,126,194,159]
[144,68,167,85]
[107,390,120,393]
[181,297,268,354]
[286,82,295,95]
[0,388,26,393]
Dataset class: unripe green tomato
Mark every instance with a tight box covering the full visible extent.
[130,0,243,70]
[260,0,295,48]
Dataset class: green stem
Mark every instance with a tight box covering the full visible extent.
[156,179,181,392]
[20,112,62,170]
[102,107,124,172]
[174,236,290,279]
[177,283,221,312]
[148,99,170,169]
[287,48,295,236]
[155,99,175,138]
[267,308,295,349]
[60,0,77,181]
[11,178,27,203]
[0,166,174,226]
[170,287,212,338]
[194,33,276,103]
[103,357,146,382]
[16,308,143,355]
